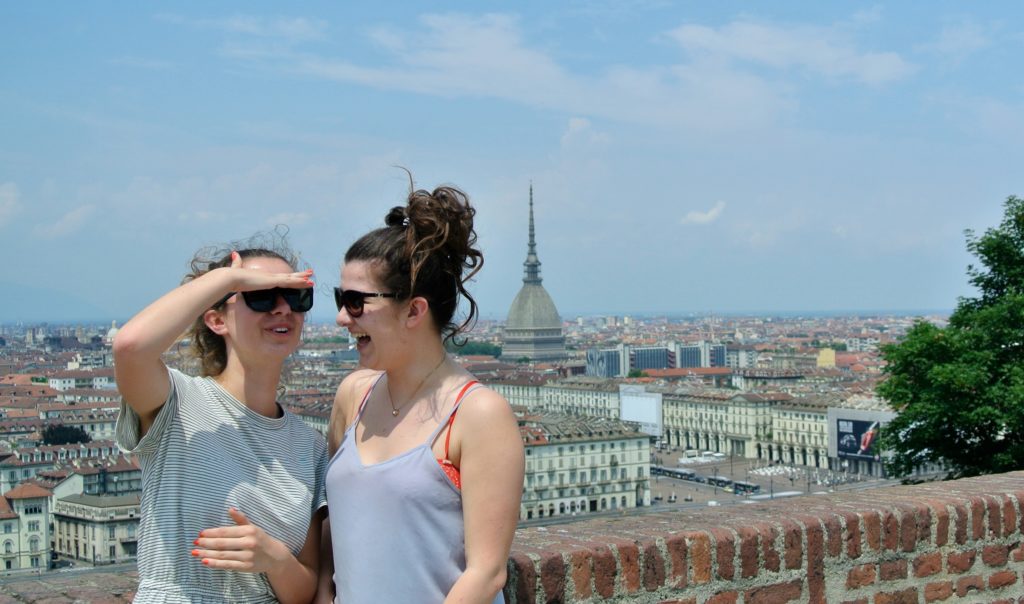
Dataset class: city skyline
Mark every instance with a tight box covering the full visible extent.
[3,3,1023,322]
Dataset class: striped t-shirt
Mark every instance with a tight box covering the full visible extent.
[116,368,328,603]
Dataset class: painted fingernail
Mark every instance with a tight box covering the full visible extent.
[191,549,199,557]
[193,539,199,546]
[202,559,210,566]
[198,531,204,538]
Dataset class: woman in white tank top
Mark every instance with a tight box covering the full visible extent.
[318,182,525,603]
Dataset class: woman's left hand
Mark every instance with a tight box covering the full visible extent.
[192,508,289,572]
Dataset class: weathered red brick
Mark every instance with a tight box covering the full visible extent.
[592,545,617,598]
[947,549,976,574]
[657,600,697,604]
[690,533,712,585]
[611,539,641,593]
[510,551,537,604]
[706,591,738,604]
[874,588,918,604]
[987,496,1002,538]
[745,580,803,604]
[710,526,736,580]
[956,574,985,597]
[844,512,863,559]
[932,502,950,547]
[641,542,666,592]
[1013,543,1024,563]
[880,559,908,581]
[569,549,593,600]
[1002,497,1016,538]
[914,551,942,577]
[882,510,901,551]
[848,563,877,589]
[970,497,986,540]
[665,534,688,588]
[802,518,825,604]
[762,524,781,572]
[863,511,882,552]
[539,552,566,602]
[923,581,953,603]
[983,544,1010,567]
[953,503,969,545]
[840,599,869,604]
[782,519,803,570]
[736,525,760,578]
[824,514,843,558]
[988,569,1018,590]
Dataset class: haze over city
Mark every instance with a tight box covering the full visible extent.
[3,2,1023,323]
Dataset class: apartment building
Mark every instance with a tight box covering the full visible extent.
[52,494,140,565]
[520,414,650,520]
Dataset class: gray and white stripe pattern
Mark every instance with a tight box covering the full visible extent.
[117,368,327,603]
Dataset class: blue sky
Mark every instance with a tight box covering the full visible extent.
[2,2,1023,323]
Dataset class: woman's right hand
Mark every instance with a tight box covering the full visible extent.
[219,251,315,294]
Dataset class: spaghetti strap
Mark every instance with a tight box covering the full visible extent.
[427,380,480,447]
[352,373,386,426]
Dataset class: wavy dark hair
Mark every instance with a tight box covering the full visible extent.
[183,230,303,376]
[346,183,483,345]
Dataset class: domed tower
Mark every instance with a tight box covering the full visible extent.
[502,186,566,362]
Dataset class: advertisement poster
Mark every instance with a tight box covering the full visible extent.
[836,419,880,460]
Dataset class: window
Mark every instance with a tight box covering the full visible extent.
[27,521,39,532]
[2,523,10,534]
[3,541,11,554]
[23,504,42,515]
[108,525,116,539]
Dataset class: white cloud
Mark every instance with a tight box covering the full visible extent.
[287,13,793,131]
[0,183,21,228]
[560,117,609,148]
[917,20,992,64]
[34,205,95,239]
[667,19,915,85]
[680,201,725,225]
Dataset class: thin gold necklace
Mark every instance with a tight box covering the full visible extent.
[386,353,447,417]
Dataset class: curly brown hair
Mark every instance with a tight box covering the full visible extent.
[345,183,483,345]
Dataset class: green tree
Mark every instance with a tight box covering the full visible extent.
[444,339,502,358]
[627,369,649,378]
[879,196,1024,479]
[42,423,92,446]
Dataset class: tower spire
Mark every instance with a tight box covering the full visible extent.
[523,183,542,285]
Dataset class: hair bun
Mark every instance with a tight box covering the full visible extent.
[385,206,408,228]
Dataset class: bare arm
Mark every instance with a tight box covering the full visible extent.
[113,252,313,433]
[195,507,324,604]
[443,390,524,604]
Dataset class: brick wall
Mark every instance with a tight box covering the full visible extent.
[2,472,1023,603]
[505,471,1024,603]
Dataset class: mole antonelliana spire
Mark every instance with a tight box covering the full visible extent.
[501,184,567,362]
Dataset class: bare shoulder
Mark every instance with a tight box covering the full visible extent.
[456,386,517,431]
[328,369,383,451]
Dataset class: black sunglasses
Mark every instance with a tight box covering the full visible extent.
[333,288,397,317]
[218,288,314,313]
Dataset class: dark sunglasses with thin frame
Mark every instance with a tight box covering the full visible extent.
[218,288,314,313]
[333,287,396,317]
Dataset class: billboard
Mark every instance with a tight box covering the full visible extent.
[619,384,662,437]
[836,419,880,461]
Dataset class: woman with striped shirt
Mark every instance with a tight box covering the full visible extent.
[114,238,328,604]
[318,184,525,603]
